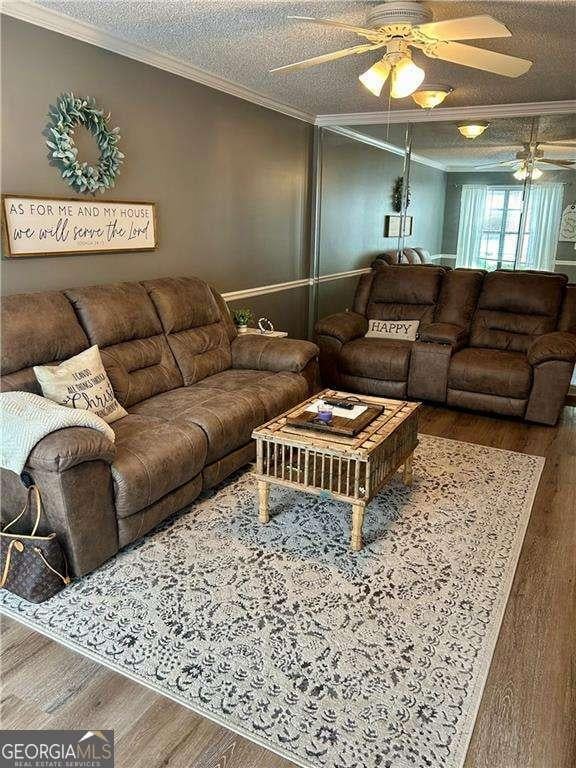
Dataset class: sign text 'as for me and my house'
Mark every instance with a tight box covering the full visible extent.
[1,195,157,257]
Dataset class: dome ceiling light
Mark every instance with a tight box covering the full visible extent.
[411,83,454,109]
[457,121,490,139]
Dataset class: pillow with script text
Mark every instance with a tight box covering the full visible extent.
[34,345,127,423]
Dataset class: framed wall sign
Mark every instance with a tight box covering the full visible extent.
[384,214,413,238]
[1,195,158,258]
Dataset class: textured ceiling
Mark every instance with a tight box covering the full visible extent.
[349,113,576,167]
[33,0,576,115]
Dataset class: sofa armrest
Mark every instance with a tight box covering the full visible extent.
[418,322,468,350]
[27,427,116,473]
[315,312,368,344]
[231,335,318,373]
[527,332,576,366]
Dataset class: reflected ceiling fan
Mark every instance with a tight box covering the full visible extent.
[476,141,576,179]
[271,1,533,98]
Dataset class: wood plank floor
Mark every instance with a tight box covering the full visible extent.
[1,404,575,768]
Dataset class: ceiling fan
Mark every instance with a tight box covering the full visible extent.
[271,1,533,99]
[475,141,576,179]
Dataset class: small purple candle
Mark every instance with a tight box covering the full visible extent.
[316,403,333,424]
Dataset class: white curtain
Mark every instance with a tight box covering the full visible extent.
[455,185,488,268]
[522,183,563,271]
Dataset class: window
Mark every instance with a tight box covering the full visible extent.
[456,183,562,273]
[478,187,527,270]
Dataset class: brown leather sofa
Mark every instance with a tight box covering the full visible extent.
[373,248,430,266]
[1,277,318,577]
[315,265,576,425]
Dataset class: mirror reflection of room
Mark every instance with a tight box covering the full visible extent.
[427,114,576,277]
[318,113,575,302]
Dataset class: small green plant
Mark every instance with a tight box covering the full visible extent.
[232,308,252,327]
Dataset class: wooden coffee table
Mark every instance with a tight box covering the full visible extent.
[252,389,420,551]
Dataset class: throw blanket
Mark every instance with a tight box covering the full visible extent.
[0,391,115,476]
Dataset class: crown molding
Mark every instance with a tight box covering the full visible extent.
[1,1,315,124]
[3,3,573,134]
[325,126,447,171]
[315,101,576,126]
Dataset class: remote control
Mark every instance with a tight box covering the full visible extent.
[322,397,357,410]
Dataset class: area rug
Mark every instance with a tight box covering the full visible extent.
[0,435,544,768]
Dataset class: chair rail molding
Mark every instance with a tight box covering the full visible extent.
[1,0,315,124]
[222,268,372,302]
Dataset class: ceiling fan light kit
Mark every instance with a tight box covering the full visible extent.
[475,140,575,178]
[273,2,533,101]
[457,121,491,139]
[358,39,425,99]
[411,84,454,109]
[513,165,543,181]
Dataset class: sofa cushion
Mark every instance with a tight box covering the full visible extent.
[65,282,183,407]
[470,271,567,352]
[197,369,308,419]
[143,277,234,386]
[340,338,412,381]
[366,266,444,326]
[449,347,532,399]
[434,269,484,327]
[111,414,207,518]
[131,369,307,463]
[132,387,266,464]
[1,291,89,393]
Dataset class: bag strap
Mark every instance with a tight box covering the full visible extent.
[0,539,24,588]
[3,486,43,536]
[33,547,70,586]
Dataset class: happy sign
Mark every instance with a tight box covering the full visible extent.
[1,195,157,257]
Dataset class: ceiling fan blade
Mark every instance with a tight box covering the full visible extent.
[415,15,511,41]
[539,158,576,167]
[270,43,385,73]
[287,16,380,41]
[421,40,532,77]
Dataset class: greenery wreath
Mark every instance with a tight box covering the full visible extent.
[46,92,124,195]
[392,176,411,213]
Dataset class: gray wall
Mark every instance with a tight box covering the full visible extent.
[318,132,447,275]
[442,170,576,281]
[0,17,312,337]
[317,130,447,315]
[318,133,404,276]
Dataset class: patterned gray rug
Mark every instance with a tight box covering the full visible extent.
[0,436,544,768]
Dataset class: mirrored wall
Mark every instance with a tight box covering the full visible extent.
[314,112,576,322]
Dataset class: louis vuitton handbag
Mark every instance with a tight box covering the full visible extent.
[1,484,70,603]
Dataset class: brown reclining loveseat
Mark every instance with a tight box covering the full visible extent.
[1,277,318,576]
[315,265,576,425]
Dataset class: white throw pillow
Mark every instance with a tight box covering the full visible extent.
[34,345,127,423]
[365,319,420,341]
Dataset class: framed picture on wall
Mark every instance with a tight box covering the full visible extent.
[384,214,413,238]
[1,194,158,258]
